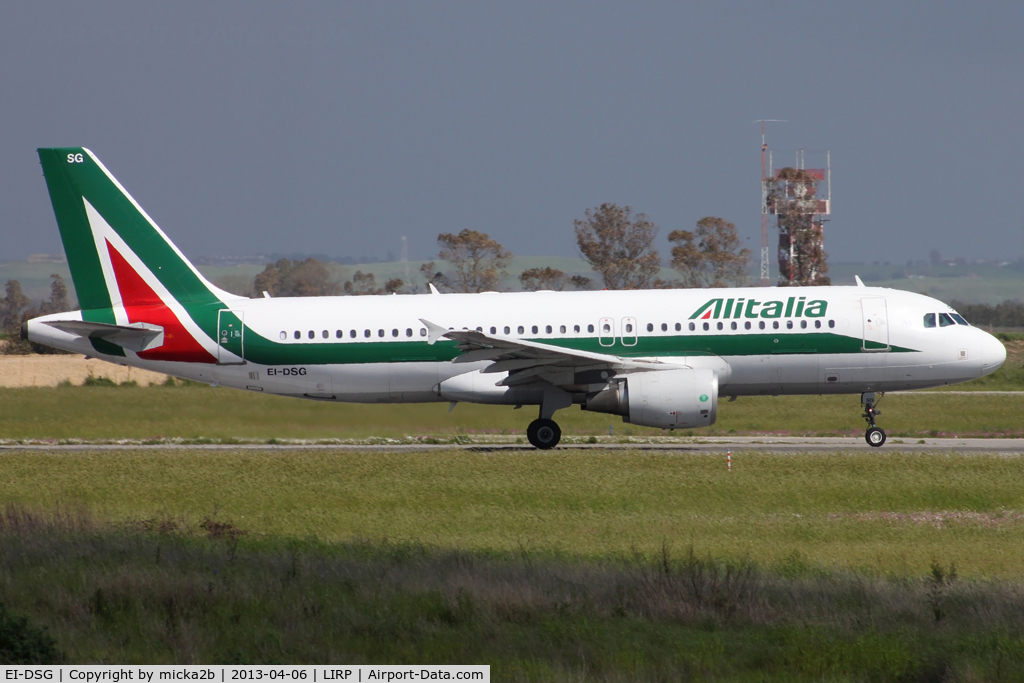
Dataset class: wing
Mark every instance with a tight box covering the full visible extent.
[44,320,165,353]
[420,318,681,388]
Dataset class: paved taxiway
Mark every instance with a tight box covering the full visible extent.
[1,437,1023,453]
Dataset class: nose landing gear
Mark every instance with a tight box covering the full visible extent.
[862,392,886,447]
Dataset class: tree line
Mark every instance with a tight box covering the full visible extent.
[256,203,751,297]
[0,275,72,354]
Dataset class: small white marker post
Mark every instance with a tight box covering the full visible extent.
[727,451,731,472]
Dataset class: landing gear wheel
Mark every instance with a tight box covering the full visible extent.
[527,418,561,449]
[866,427,886,448]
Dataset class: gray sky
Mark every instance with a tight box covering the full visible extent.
[1,1,1022,266]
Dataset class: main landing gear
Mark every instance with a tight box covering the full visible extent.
[861,392,886,447]
[527,418,561,449]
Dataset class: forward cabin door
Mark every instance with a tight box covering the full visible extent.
[861,298,889,351]
[217,309,245,364]
[598,317,615,347]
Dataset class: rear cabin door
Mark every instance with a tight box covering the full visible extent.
[217,309,245,364]
[861,298,889,351]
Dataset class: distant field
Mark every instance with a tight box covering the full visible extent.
[0,385,1023,441]
[2,447,1024,577]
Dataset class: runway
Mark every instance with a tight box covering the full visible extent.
[1,437,1023,453]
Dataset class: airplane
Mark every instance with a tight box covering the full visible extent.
[23,148,1007,448]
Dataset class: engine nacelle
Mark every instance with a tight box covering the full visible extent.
[583,368,718,430]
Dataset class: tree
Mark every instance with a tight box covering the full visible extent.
[668,217,751,288]
[342,271,405,295]
[253,258,341,297]
[39,274,70,314]
[0,280,30,337]
[518,267,593,292]
[436,229,511,293]
[574,203,661,289]
[519,267,568,291]
[417,261,451,292]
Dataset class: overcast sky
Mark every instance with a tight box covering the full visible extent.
[1,2,1022,267]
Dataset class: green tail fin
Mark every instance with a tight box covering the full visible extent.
[37,148,238,314]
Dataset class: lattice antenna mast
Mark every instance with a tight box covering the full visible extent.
[756,120,786,286]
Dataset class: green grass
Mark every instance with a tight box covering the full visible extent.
[3,516,1024,678]
[2,448,1024,577]
[0,385,1022,441]
[3,449,1024,677]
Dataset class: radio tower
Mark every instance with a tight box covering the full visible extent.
[756,120,785,286]
[765,149,831,286]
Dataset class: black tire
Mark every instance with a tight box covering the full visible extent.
[865,427,886,448]
[527,418,561,449]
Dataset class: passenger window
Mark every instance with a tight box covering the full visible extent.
[923,313,936,328]
[688,322,696,331]
[772,321,779,329]
[786,320,793,329]
[744,321,751,330]
[703,322,710,331]
[294,331,300,340]
[322,330,329,339]
[532,325,539,334]
[490,327,496,334]
[951,314,969,326]
[939,313,955,327]
[350,330,357,338]
[759,321,766,330]
[476,327,483,333]
[336,330,343,338]
[573,325,580,333]
[730,321,737,330]
[602,324,610,333]
[828,320,835,329]
[364,330,371,338]
[392,329,399,337]
[800,320,807,329]
[545,325,552,333]
[504,326,511,334]
[406,328,413,337]
[588,324,595,333]
[675,323,681,331]
[814,320,821,329]
[560,325,566,333]
[308,330,314,339]
[717,322,723,331]
[420,328,427,337]
[518,326,525,334]
[661,323,668,332]
[279,332,286,340]
[378,329,385,337]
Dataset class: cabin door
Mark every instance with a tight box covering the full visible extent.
[861,298,889,351]
[217,309,245,364]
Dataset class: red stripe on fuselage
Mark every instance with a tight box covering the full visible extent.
[106,240,216,363]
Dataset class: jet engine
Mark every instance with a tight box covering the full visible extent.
[583,368,718,430]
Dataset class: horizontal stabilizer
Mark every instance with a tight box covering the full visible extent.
[45,320,165,353]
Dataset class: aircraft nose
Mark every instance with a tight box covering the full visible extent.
[979,332,1006,372]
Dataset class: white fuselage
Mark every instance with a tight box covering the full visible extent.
[28,285,1007,406]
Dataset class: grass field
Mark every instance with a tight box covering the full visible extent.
[0,384,1022,442]
[2,448,1023,577]
[2,447,1024,677]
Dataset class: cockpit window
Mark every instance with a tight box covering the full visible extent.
[938,313,955,327]
[951,313,969,326]
[923,313,936,328]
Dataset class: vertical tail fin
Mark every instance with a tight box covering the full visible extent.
[37,148,241,315]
